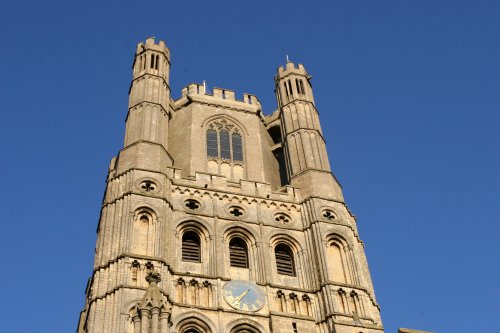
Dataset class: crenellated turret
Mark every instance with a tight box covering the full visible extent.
[276,61,315,106]
[275,61,343,201]
[117,38,173,174]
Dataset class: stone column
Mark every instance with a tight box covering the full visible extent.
[159,312,170,333]
[132,315,141,333]
[140,309,150,333]
[151,308,160,333]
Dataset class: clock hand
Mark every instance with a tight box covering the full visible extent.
[232,289,250,305]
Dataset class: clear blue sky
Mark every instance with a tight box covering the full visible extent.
[0,1,498,332]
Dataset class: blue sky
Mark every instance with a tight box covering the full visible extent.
[0,1,498,332]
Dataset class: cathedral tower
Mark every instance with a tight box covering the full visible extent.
[77,38,384,333]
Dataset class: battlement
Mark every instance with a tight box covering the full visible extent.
[276,62,309,79]
[135,37,170,58]
[179,83,261,108]
[168,168,300,202]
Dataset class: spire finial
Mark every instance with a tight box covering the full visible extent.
[146,271,161,284]
[286,55,290,63]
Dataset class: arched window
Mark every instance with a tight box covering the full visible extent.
[185,330,201,333]
[275,243,295,276]
[230,323,261,333]
[229,237,248,268]
[205,120,243,163]
[182,231,201,262]
[206,119,244,181]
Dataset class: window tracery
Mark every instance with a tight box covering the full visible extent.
[206,119,243,163]
[206,118,245,181]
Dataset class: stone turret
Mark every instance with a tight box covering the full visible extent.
[117,37,173,174]
[275,61,343,200]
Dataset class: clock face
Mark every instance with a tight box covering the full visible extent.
[222,280,266,312]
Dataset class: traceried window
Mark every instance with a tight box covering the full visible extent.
[206,120,243,163]
[206,119,244,181]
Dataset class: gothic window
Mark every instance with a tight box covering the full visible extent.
[229,237,248,268]
[205,118,245,181]
[206,120,243,163]
[182,231,201,262]
[275,243,295,276]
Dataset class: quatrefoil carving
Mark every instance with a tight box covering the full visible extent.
[185,199,201,211]
[229,206,244,217]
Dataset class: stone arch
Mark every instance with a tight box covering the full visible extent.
[227,318,265,333]
[175,311,215,333]
[323,229,355,248]
[222,225,259,245]
[203,115,247,181]
[131,206,158,256]
[222,226,260,280]
[268,232,303,253]
[175,219,213,274]
[201,114,249,135]
[269,234,303,275]
[175,218,212,240]
[324,233,356,284]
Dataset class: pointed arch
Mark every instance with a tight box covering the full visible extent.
[202,116,246,181]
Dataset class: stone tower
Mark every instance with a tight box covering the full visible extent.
[77,38,384,333]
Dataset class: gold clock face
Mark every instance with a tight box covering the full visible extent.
[222,280,266,312]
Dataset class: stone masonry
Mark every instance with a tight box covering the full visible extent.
[77,37,384,333]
